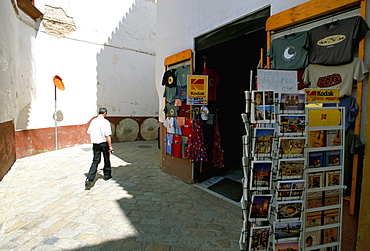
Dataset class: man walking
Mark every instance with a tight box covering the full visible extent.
[85,107,114,190]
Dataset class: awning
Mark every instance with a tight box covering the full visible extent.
[195,7,270,51]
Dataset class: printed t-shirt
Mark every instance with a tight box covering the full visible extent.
[164,133,173,155]
[267,31,309,70]
[163,103,179,117]
[181,118,192,136]
[303,57,368,97]
[163,117,175,134]
[172,134,182,158]
[163,86,177,103]
[173,118,182,135]
[176,86,187,101]
[162,69,177,87]
[303,16,369,65]
[176,65,190,87]
[202,68,219,101]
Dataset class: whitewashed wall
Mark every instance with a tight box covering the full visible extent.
[0,1,38,126]
[155,0,310,122]
[10,0,157,131]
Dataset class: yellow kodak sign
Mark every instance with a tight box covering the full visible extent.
[309,108,342,127]
[305,89,340,103]
[187,75,208,105]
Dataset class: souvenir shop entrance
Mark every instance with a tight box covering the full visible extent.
[190,9,269,201]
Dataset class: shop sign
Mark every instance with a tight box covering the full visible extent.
[257,69,297,93]
[309,108,341,127]
[187,75,208,105]
[305,89,340,103]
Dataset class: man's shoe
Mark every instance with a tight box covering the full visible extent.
[104,175,112,181]
[85,180,92,190]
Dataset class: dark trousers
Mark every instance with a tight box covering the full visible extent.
[87,142,111,181]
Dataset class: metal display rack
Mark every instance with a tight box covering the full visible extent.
[240,92,344,251]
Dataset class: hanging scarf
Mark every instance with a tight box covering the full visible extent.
[212,120,225,169]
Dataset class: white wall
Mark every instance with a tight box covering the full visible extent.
[0,1,37,126]
[12,0,157,130]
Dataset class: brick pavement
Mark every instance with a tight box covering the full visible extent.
[0,141,241,250]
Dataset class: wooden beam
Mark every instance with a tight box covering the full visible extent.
[349,0,367,216]
[164,49,193,67]
[266,0,361,31]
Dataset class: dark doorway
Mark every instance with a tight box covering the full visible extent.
[194,28,266,181]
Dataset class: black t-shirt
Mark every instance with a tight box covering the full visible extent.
[162,69,177,87]
[303,16,369,65]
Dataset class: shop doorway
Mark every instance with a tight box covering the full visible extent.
[193,17,268,202]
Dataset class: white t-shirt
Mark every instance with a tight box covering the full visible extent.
[163,117,175,134]
[303,57,368,97]
[87,115,112,144]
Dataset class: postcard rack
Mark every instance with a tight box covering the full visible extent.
[239,91,344,251]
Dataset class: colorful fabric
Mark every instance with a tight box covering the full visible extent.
[184,120,208,162]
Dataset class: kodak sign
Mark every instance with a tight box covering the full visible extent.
[305,89,340,103]
[187,75,208,105]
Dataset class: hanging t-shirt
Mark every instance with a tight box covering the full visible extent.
[303,57,368,97]
[173,118,182,135]
[202,68,219,101]
[181,118,192,136]
[176,86,187,102]
[163,117,175,134]
[164,103,179,117]
[303,16,369,65]
[164,133,173,155]
[162,69,177,87]
[172,134,182,158]
[267,31,309,70]
[176,65,190,87]
[324,96,359,131]
[163,86,177,103]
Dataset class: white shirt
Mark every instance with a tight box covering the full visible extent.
[87,115,112,144]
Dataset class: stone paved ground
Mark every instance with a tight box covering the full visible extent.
[0,141,241,251]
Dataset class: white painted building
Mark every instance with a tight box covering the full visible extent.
[0,0,157,171]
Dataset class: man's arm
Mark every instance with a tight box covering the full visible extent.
[105,135,113,152]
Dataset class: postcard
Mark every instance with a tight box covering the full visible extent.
[308,130,326,148]
[251,90,276,123]
[277,180,305,201]
[326,129,342,147]
[324,208,339,225]
[309,152,325,168]
[307,191,323,209]
[326,170,341,187]
[278,137,305,157]
[278,115,306,135]
[308,172,323,189]
[278,158,305,179]
[250,161,273,190]
[274,241,299,251]
[305,230,321,247]
[249,226,270,251]
[326,150,341,166]
[249,194,273,221]
[324,190,340,206]
[306,210,322,228]
[274,221,301,242]
[323,227,339,244]
[279,93,306,113]
[253,128,275,156]
[276,200,303,221]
